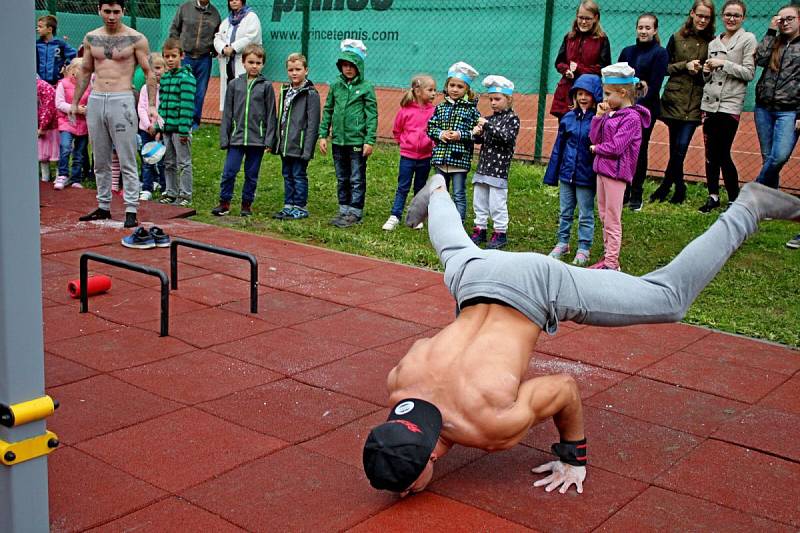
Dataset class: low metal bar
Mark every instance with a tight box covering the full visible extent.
[169,238,259,313]
[79,252,170,336]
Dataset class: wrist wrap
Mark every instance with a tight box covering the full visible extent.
[551,438,587,467]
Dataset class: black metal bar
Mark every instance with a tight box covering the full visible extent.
[79,252,170,336]
[169,238,259,313]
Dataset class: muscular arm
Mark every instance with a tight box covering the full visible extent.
[134,35,157,112]
[71,36,94,110]
[513,374,584,442]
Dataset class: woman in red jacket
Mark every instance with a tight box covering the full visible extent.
[550,0,612,119]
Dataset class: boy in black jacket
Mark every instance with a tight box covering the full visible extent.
[212,44,277,217]
[274,53,321,220]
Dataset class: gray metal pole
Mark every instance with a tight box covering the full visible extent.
[0,1,51,531]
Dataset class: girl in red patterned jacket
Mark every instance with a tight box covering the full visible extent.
[550,0,612,119]
[37,76,59,183]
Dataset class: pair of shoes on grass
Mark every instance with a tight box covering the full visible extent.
[212,201,254,217]
[121,226,171,249]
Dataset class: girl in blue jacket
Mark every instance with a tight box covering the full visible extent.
[543,74,602,266]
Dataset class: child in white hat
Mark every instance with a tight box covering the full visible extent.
[468,75,520,249]
[424,61,482,222]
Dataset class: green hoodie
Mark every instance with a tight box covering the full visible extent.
[318,49,378,146]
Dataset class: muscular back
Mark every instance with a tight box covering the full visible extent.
[387,303,542,450]
[85,27,145,92]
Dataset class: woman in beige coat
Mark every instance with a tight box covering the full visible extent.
[213,0,262,111]
[698,0,757,212]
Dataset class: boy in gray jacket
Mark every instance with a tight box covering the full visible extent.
[212,44,277,217]
[274,52,321,220]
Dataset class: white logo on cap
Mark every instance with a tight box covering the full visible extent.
[394,401,414,415]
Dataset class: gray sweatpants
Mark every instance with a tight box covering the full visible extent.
[86,92,140,213]
[163,132,193,201]
[428,189,758,334]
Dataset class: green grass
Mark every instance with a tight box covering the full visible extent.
[187,124,800,347]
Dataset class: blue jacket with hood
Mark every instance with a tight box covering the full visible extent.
[543,74,602,188]
[36,38,76,84]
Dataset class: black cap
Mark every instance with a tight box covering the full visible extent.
[362,399,442,492]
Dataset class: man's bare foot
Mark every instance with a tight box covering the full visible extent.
[736,182,800,222]
[405,174,446,227]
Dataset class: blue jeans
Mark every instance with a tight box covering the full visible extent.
[182,54,212,128]
[558,181,595,251]
[663,119,699,185]
[57,131,88,183]
[281,156,309,208]
[436,167,468,221]
[391,156,431,217]
[220,145,264,204]
[138,130,165,192]
[754,107,799,189]
[332,144,367,217]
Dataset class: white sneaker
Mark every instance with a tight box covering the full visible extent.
[53,175,68,190]
[70,182,84,189]
[382,215,400,231]
[153,182,162,192]
[139,190,153,201]
[413,222,424,230]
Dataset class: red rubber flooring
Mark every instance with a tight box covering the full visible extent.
[41,184,800,532]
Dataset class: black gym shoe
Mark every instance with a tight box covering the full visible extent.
[78,207,111,222]
[486,231,507,249]
[628,198,643,212]
[148,226,171,248]
[470,227,487,246]
[121,227,155,249]
[211,202,230,216]
[698,196,721,213]
[124,212,138,228]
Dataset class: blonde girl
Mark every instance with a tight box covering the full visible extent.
[383,74,437,230]
[588,63,651,271]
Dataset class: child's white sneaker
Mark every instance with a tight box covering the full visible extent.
[139,190,153,201]
[413,222,424,230]
[382,215,400,231]
[53,175,68,190]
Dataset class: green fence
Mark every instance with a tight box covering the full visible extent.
[34,0,800,191]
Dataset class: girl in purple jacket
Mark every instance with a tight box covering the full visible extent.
[588,63,651,271]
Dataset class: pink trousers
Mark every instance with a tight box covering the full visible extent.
[596,175,627,269]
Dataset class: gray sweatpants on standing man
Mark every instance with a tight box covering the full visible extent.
[86,92,140,213]
[427,177,767,334]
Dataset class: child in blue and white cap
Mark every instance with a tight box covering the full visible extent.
[469,75,520,249]
[423,61,482,223]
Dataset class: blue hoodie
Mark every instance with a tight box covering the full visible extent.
[543,74,602,188]
[36,37,76,85]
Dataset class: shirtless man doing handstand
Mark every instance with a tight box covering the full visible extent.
[363,174,800,496]
[72,0,157,229]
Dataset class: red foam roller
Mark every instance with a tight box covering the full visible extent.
[67,275,112,299]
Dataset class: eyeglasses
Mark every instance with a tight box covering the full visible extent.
[722,13,743,19]
[577,16,595,22]
[778,16,797,25]
[694,13,712,21]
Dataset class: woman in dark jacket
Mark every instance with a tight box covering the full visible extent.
[618,13,669,210]
[753,4,800,189]
[651,0,715,204]
[550,0,611,119]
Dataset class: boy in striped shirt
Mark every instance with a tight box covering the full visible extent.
[157,37,196,207]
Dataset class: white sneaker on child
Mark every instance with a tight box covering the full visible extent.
[413,222,424,230]
[53,175,68,190]
[382,215,400,231]
[139,190,153,201]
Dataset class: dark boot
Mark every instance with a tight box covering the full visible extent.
[649,178,673,203]
[470,227,487,246]
[241,202,252,217]
[78,207,111,222]
[669,180,687,205]
[123,212,138,228]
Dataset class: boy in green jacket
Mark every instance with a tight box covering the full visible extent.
[157,38,196,207]
[318,39,378,227]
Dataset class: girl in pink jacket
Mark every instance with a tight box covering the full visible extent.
[383,74,437,231]
[54,59,90,189]
[37,76,59,183]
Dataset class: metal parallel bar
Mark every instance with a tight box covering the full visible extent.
[170,238,259,313]
[79,252,170,336]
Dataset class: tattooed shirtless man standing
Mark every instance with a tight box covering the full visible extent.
[71,1,157,228]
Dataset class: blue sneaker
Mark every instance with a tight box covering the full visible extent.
[148,226,171,248]
[286,207,309,219]
[121,227,156,249]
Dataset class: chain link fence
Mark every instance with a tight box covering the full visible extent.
[36,0,800,192]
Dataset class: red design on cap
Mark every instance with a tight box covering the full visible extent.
[389,420,422,433]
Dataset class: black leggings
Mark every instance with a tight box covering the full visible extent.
[703,112,741,201]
